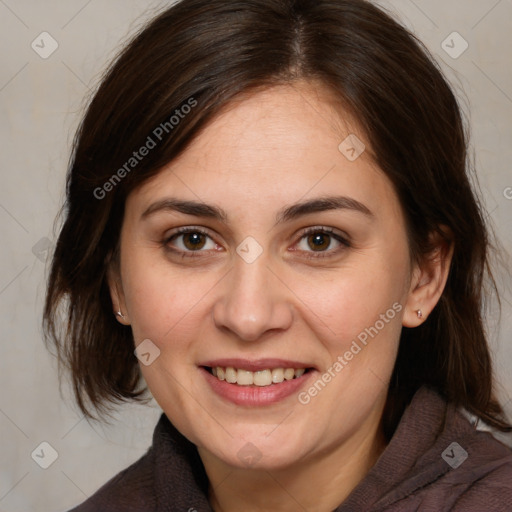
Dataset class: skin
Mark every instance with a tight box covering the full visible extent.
[109,81,453,512]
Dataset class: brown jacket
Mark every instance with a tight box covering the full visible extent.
[69,386,512,511]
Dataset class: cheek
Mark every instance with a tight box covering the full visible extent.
[292,259,406,351]
[121,251,223,349]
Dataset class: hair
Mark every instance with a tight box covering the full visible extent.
[44,0,511,436]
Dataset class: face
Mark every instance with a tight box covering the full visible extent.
[112,82,416,471]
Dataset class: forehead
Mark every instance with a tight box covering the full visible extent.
[175,83,361,169]
[126,82,403,225]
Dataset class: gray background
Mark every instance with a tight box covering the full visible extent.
[0,1,511,511]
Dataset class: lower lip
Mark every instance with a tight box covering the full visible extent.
[201,367,315,406]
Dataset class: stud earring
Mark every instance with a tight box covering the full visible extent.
[416,309,423,319]
[116,310,125,319]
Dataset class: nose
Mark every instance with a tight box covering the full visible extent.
[212,251,294,342]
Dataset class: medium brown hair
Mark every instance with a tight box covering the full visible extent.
[44,0,511,435]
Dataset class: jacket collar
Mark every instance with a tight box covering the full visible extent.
[148,386,473,511]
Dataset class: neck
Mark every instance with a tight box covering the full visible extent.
[200,415,387,512]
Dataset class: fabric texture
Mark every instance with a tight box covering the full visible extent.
[68,386,512,511]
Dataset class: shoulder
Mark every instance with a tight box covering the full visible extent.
[68,448,156,512]
[412,394,512,511]
[66,412,210,511]
[357,387,512,512]
[438,427,512,511]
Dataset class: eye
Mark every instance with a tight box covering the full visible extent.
[162,225,350,260]
[163,227,219,256]
[294,227,350,259]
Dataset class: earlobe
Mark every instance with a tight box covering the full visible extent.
[402,304,426,328]
[112,289,131,325]
[402,229,454,328]
[116,309,128,321]
[107,265,130,325]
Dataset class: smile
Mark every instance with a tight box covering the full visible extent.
[207,366,308,386]
[199,359,316,406]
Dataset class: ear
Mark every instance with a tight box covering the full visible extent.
[106,260,130,326]
[402,227,454,328]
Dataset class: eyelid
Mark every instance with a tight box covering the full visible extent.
[171,225,211,237]
[163,225,213,239]
[295,225,348,240]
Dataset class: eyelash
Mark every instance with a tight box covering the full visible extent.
[162,226,350,260]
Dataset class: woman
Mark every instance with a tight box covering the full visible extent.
[44,0,512,510]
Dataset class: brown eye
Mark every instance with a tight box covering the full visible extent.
[295,227,350,259]
[181,232,207,250]
[164,227,218,255]
[306,232,331,251]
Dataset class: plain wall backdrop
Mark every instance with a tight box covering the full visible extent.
[1,1,511,510]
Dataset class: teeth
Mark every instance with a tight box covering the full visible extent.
[254,369,272,386]
[272,368,284,383]
[284,368,295,380]
[210,366,308,386]
[237,369,254,385]
[225,367,237,383]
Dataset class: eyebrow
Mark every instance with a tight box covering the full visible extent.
[141,195,374,225]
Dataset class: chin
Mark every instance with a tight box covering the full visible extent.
[203,428,312,471]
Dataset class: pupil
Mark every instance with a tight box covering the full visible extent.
[185,232,205,250]
[309,233,329,251]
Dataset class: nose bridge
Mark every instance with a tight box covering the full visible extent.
[212,247,293,341]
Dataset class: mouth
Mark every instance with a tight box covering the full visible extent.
[203,365,313,386]
[199,359,316,406]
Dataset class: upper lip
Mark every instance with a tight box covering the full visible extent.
[200,358,315,372]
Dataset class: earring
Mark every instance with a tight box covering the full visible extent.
[416,309,423,319]
[116,310,125,319]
